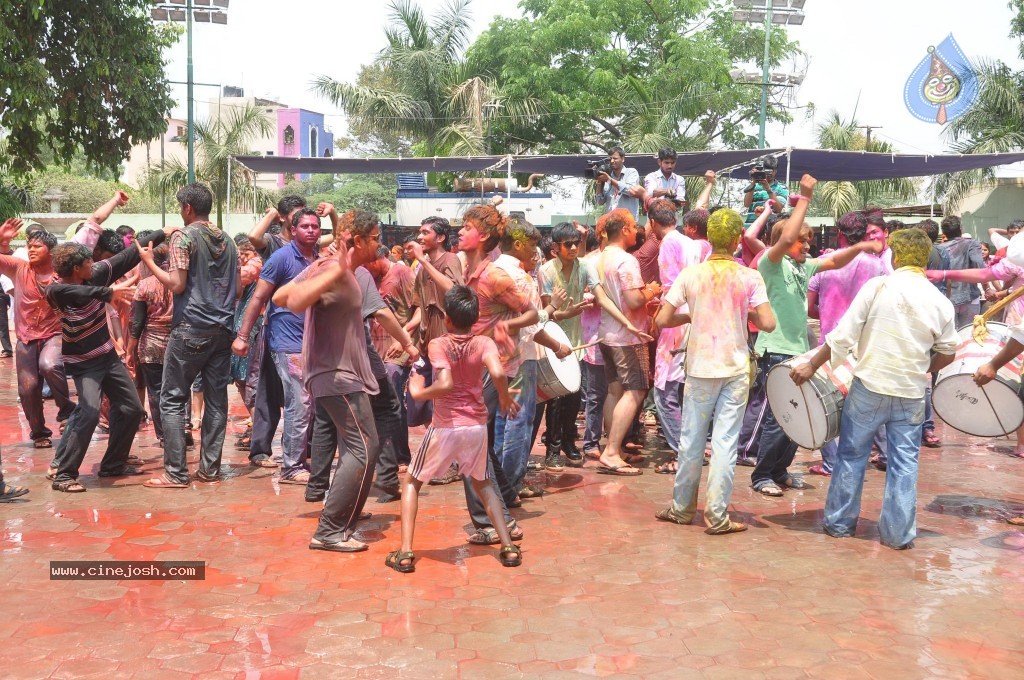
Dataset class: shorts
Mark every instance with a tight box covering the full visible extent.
[409,425,488,482]
[599,342,651,392]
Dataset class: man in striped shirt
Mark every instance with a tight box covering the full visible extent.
[45,229,167,492]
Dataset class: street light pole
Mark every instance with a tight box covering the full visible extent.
[758,3,773,149]
[186,0,195,183]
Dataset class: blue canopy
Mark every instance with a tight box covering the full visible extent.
[232,148,1024,182]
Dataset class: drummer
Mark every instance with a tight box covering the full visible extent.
[748,175,883,498]
[928,251,1024,458]
[791,227,957,550]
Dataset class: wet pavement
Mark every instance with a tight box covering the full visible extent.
[1,358,1023,679]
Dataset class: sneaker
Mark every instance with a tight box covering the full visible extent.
[544,452,565,472]
[305,489,326,502]
[563,446,584,468]
[429,463,460,486]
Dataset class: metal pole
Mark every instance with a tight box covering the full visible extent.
[758,4,773,150]
[186,0,195,183]
[226,157,231,234]
[160,129,166,229]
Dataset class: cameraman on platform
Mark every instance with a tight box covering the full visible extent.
[743,155,789,225]
[595,147,642,219]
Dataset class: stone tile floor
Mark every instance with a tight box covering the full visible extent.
[0,359,1022,678]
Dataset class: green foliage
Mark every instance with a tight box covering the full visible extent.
[464,0,801,155]
[0,0,177,175]
[276,174,398,217]
[21,169,161,214]
[809,111,917,219]
[143,105,278,227]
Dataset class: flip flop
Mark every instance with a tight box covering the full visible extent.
[705,521,748,535]
[654,462,677,475]
[754,483,784,497]
[143,475,189,489]
[0,484,29,502]
[1007,516,1024,526]
[308,539,368,553]
[33,438,52,449]
[596,464,642,476]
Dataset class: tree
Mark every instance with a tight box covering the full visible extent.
[144,105,277,227]
[808,112,917,220]
[464,0,801,156]
[0,1,177,175]
[311,0,543,157]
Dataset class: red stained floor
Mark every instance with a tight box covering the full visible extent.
[1,358,1023,679]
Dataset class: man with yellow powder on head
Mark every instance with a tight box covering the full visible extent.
[791,228,958,550]
[653,208,775,535]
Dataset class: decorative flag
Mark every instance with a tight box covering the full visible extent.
[904,34,979,125]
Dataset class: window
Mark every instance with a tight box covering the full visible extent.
[283,125,295,145]
[308,126,318,159]
[323,147,332,157]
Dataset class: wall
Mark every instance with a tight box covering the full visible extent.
[276,109,335,187]
[958,178,1024,239]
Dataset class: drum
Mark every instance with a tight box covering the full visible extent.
[933,322,1024,437]
[536,322,582,403]
[765,349,855,450]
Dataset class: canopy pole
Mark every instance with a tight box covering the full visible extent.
[785,147,792,186]
[253,170,257,220]
[507,156,512,202]
[226,157,232,233]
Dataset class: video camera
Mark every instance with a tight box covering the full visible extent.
[584,158,613,180]
[750,161,768,183]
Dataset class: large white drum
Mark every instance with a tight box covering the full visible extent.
[536,322,581,403]
[933,322,1024,437]
[766,349,855,450]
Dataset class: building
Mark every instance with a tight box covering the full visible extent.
[274,108,335,187]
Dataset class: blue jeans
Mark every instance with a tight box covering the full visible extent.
[821,426,887,473]
[824,379,924,549]
[653,380,684,454]
[494,360,539,492]
[582,361,607,452]
[160,324,233,483]
[923,382,934,433]
[271,351,312,478]
[671,374,750,531]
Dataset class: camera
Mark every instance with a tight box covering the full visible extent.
[585,159,612,179]
[750,161,767,183]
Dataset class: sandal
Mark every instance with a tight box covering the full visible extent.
[655,507,693,525]
[655,461,678,475]
[754,483,784,497]
[779,475,811,490]
[280,471,311,485]
[429,463,460,486]
[518,485,544,499]
[0,483,29,502]
[143,475,189,489]
[384,550,416,573]
[250,455,278,469]
[596,464,642,476]
[309,538,368,553]
[499,544,523,567]
[507,520,524,542]
[468,527,500,545]
[126,455,144,466]
[705,521,748,535]
[51,479,86,493]
[1007,515,1024,526]
[97,465,145,478]
[194,470,219,483]
[45,467,57,481]
[33,438,52,449]
[922,431,941,448]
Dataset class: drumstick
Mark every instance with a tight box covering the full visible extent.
[571,339,602,352]
[972,286,1024,343]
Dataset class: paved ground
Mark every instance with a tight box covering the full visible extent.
[1,359,1023,679]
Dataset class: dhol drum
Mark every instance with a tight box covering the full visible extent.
[765,349,855,450]
[536,322,582,403]
[933,322,1024,437]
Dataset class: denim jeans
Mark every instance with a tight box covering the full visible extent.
[751,353,800,489]
[582,361,607,452]
[653,381,684,454]
[54,356,144,482]
[140,363,165,440]
[494,360,539,492]
[923,382,935,433]
[671,374,749,531]
[463,371,515,530]
[821,426,887,474]
[16,335,75,441]
[953,301,980,329]
[271,351,312,478]
[385,362,411,465]
[824,379,924,549]
[159,324,233,484]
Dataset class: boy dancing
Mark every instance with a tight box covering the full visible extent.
[387,285,523,572]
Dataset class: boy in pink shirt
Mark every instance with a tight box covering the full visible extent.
[390,285,522,573]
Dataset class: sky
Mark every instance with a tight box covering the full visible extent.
[162,0,1024,207]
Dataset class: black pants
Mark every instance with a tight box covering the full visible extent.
[0,293,11,354]
[54,356,144,482]
[531,390,582,454]
[140,363,165,440]
[751,353,800,489]
[249,327,284,461]
[311,393,380,544]
[370,372,405,491]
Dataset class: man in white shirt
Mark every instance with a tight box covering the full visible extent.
[643,148,684,205]
[791,228,958,550]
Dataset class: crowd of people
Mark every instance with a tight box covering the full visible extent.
[0,147,1021,572]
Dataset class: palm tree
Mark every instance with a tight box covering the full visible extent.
[812,111,917,220]
[143,105,276,228]
[311,0,543,156]
[933,60,1024,211]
